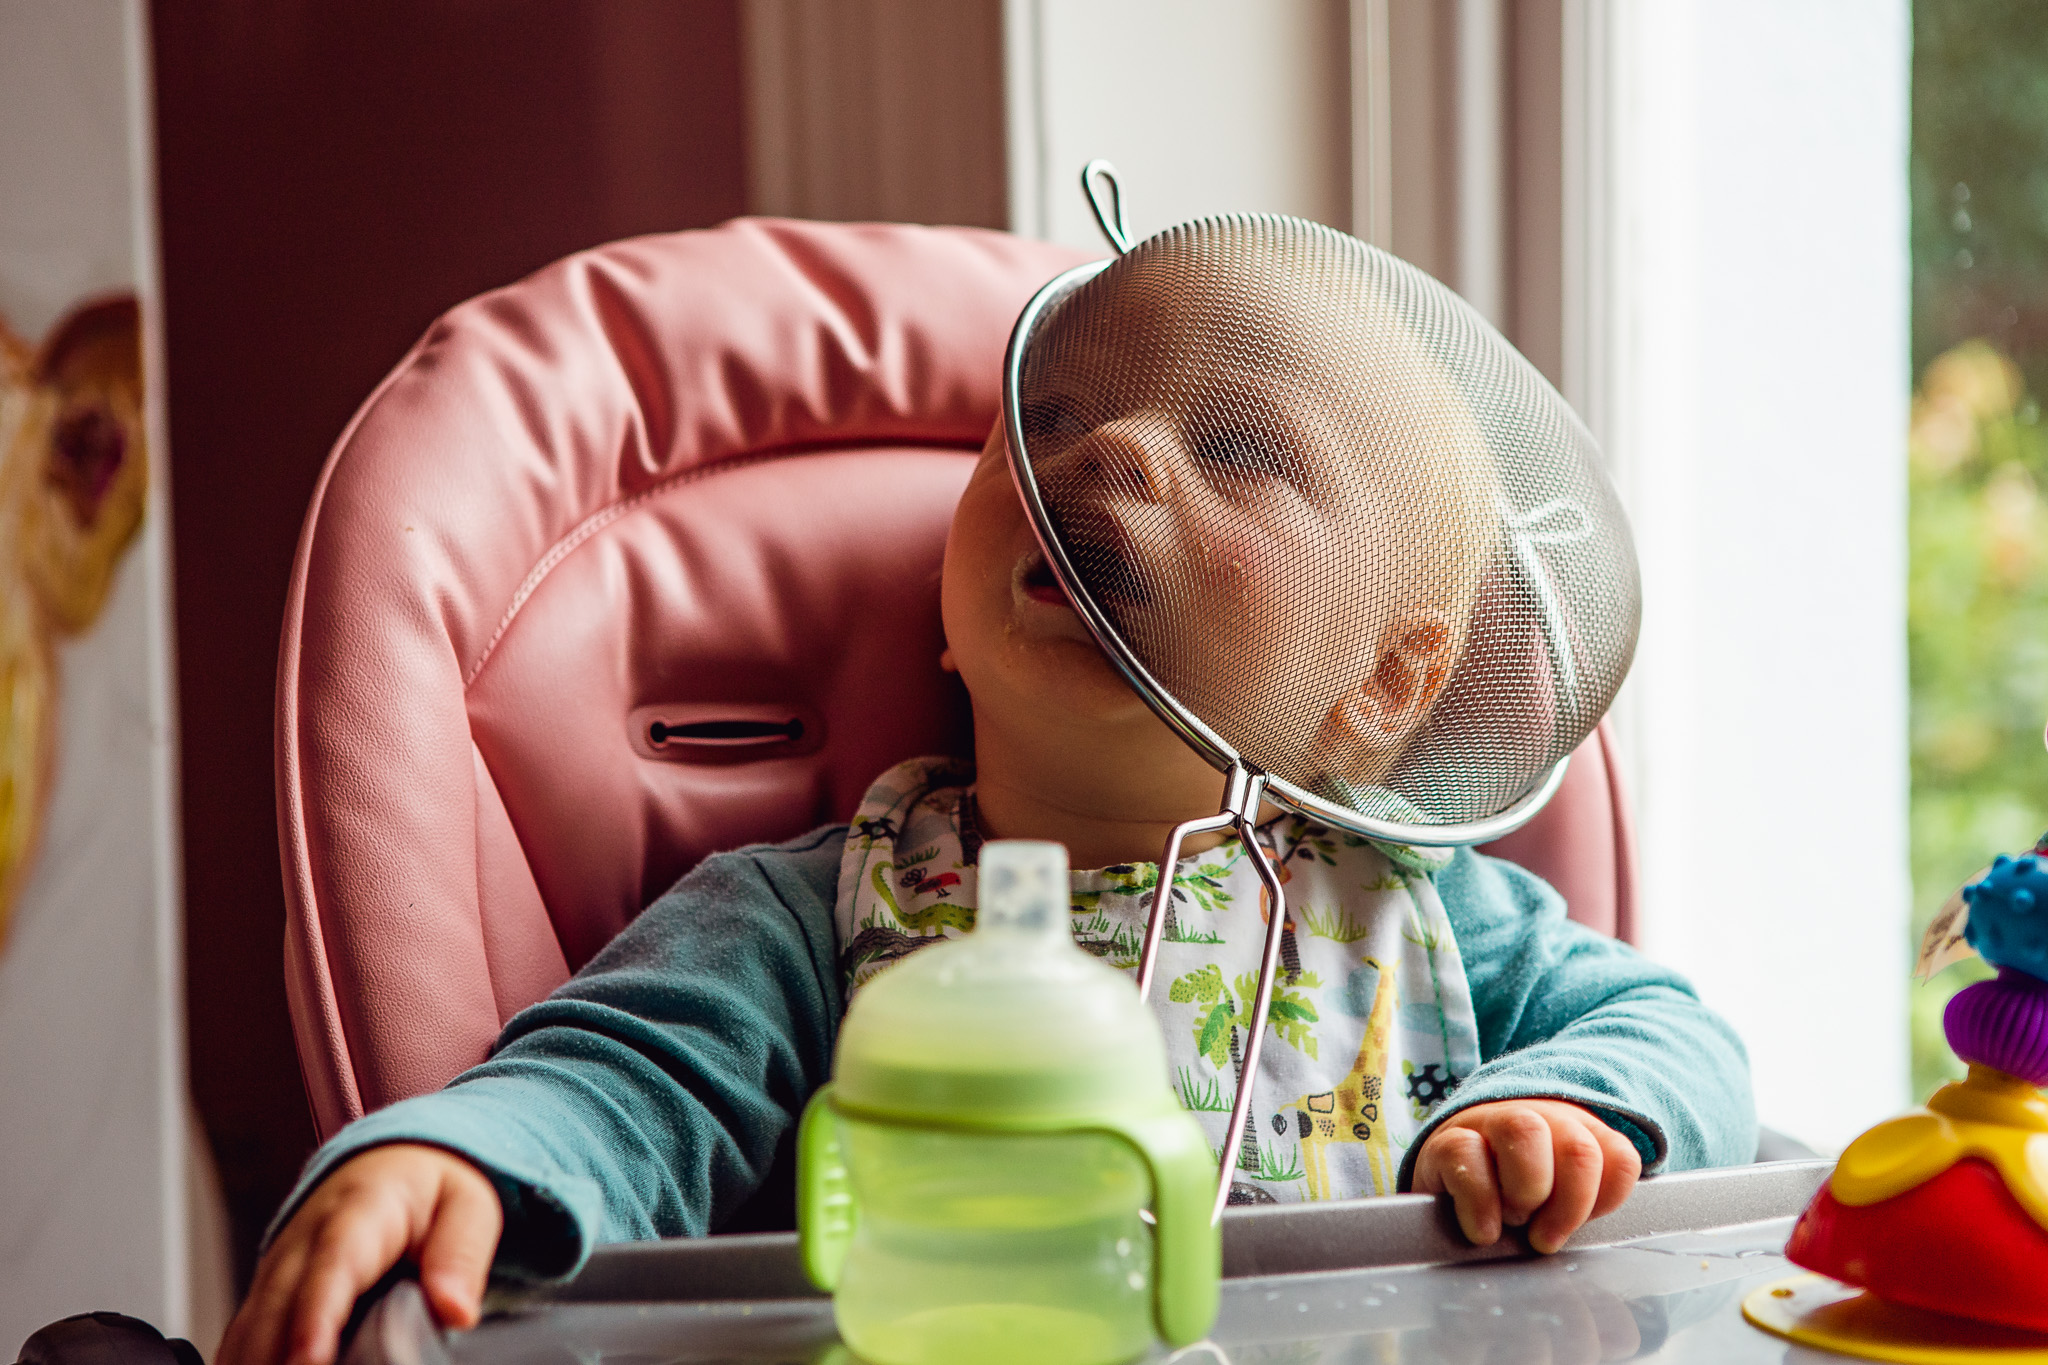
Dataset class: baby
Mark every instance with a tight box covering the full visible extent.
[220,234,1754,1365]
[1012,223,1505,809]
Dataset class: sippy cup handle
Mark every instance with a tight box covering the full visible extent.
[1095,1107,1222,1348]
[797,1086,1220,1346]
[797,1085,856,1291]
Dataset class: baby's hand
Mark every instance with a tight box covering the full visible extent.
[1412,1099,1640,1254]
[218,1144,503,1365]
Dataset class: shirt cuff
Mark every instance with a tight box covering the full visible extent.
[265,1092,602,1285]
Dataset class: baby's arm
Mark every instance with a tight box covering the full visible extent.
[222,827,848,1365]
[1403,848,1757,1249]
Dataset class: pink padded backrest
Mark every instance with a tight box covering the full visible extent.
[278,218,1639,1143]
[1477,719,1636,944]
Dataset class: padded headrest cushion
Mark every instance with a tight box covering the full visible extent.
[280,219,1091,1133]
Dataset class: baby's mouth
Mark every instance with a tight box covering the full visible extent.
[1014,519,1152,618]
[1017,547,1076,609]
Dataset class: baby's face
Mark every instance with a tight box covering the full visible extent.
[941,422,1148,733]
[1011,264,1492,791]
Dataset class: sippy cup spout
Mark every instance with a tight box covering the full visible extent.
[977,839,1071,943]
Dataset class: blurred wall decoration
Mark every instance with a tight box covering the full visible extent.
[0,297,148,946]
[0,0,229,1353]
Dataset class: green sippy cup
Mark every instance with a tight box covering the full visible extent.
[797,840,1220,1365]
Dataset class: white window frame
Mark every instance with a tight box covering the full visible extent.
[1567,0,1912,1150]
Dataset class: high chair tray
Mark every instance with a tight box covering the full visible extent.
[347,1160,1833,1365]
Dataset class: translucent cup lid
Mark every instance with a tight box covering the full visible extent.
[831,841,1177,1126]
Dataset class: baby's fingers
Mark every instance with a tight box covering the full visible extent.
[1588,1122,1642,1221]
[1417,1127,1502,1245]
[1485,1109,1556,1229]
[285,1205,412,1365]
[417,1168,502,1330]
[220,1235,314,1365]
[1526,1118,1604,1254]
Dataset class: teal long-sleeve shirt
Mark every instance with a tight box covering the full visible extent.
[274,827,1756,1281]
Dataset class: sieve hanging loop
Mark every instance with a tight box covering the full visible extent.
[1136,766,1265,1001]
[1081,159,1132,254]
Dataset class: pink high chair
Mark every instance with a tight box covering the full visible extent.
[275,217,1641,1148]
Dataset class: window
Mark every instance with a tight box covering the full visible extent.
[1908,0,2048,1100]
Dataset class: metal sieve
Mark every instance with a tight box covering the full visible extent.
[1001,163,1641,1216]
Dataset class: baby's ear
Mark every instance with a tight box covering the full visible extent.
[1319,608,1458,761]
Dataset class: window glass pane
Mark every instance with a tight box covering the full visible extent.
[1910,0,2048,1098]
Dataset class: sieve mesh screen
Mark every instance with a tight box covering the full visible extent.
[1007,215,1639,835]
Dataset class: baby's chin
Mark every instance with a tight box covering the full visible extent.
[980,615,1148,728]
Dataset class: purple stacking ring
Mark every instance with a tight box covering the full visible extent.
[1946,968,2048,1086]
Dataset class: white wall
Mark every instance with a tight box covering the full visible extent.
[1004,0,1352,251]
[0,0,223,1351]
[1599,0,1912,1150]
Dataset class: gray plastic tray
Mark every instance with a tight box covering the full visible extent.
[344,1160,1836,1365]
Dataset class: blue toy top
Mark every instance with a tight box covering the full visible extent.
[1963,850,2048,983]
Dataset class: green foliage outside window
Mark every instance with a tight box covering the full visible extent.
[1910,1,2048,1101]
[1907,343,2044,1099]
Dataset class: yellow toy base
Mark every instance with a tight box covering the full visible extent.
[1744,1276,2048,1363]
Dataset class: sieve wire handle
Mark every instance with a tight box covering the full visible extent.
[1137,766,1263,1001]
[1082,159,1132,254]
[1212,824,1288,1222]
[1132,766,1286,1218]
[1136,810,1235,1001]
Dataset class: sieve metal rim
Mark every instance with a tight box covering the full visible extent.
[1000,256,1573,849]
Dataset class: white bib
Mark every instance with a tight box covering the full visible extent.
[835,757,1482,1203]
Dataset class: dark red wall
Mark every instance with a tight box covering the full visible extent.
[151,0,747,1285]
